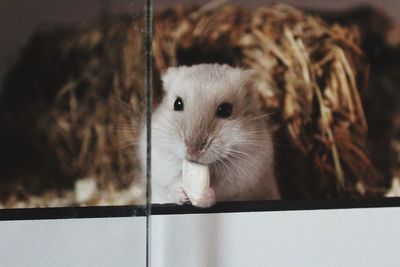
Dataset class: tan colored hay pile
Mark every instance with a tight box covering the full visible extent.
[153,3,380,198]
[39,17,146,188]
[0,15,146,205]
[0,3,390,206]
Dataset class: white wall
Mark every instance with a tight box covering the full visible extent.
[0,217,147,267]
[2,207,399,266]
[151,207,400,267]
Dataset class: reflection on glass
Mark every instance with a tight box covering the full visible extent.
[0,0,147,209]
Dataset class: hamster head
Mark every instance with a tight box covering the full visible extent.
[155,64,264,165]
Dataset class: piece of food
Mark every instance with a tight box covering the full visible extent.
[182,159,210,204]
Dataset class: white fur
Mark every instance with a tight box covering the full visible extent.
[139,64,280,207]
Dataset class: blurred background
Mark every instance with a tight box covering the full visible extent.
[0,0,399,208]
[2,1,399,94]
[0,0,147,208]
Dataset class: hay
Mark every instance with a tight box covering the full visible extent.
[153,3,380,198]
[0,3,393,206]
[0,15,146,205]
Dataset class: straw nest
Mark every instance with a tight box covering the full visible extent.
[0,3,392,206]
[0,15,146,205]
[153,3,380,198]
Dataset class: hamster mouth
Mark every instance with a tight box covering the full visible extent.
[184,137,215,164]
[185,156,217,166]
[185,155,208,165]
[185,155,202,163]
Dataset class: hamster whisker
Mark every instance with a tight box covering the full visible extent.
[96,95,136,114]
[225,147,249,155]
[225,148,254,161]
[226,152,252,164]
[243,133,273,139]
[151,132,179,142]
[160,115,182,129]
[113,121,137,127]
[151,132,181,143]
[153,137,179,144]
[113,139,139,150]
[152,126,181,139]
[236,140,270,146]
[243,129,265,134]
[224,149,254,166]
[156,117,183,136]
[223,154,254,174]
[243,112,277,122]
[153,120,180,132]
[215,156,231,173]
[152,132,179,141]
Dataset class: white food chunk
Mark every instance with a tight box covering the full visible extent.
[74,177,97,203]
[182,159,210,203]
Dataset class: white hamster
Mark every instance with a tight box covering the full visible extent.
[139,64,280,208]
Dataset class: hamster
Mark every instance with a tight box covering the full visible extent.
[139,64,280,208]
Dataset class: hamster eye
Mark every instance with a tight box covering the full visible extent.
[174,97,184,111]
[216,102,233,118]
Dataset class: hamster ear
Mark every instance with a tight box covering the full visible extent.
[241,69,257,82]
[161,67,179,92]
[238,69,257,92]
[240,69,259,107]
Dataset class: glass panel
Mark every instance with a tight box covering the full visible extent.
[0,1,149,265]
[149,2,400,266]
[0,0,148,212]
[150,0,400,210]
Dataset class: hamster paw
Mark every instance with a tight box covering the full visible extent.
[174,187,190,205]
[192,187,216,208]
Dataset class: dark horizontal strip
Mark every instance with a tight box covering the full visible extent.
[1,197,400,220]
[0,205,147,221]
[151,197,400,215]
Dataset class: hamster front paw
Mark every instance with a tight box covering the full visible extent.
[191,187,216,208]
[174,187,190,205]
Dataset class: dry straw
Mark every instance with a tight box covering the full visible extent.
[153,3,380,198]
[0,3,386,205]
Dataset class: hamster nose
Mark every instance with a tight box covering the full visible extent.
[187,146,201,159]
[185,138,208,160]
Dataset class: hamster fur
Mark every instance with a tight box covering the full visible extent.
[139,64,280,207]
